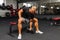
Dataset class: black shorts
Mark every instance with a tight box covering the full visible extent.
[22,13,34,19]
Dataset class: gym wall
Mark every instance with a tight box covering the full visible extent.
[18,2,38,8]
[48,0,60,3]
[6,0,17,9]
[0,0,16,17]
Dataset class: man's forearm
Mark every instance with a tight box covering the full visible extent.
[19,14,21,18]
[18,9,23,19]
[18,12,22,19]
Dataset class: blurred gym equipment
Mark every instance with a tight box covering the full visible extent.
[51,17,60,25]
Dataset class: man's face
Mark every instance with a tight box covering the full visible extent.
[31,6,37,13]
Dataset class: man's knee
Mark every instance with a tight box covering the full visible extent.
[33,18,38,22]
[18,18,23,24]
[30,19,33,22]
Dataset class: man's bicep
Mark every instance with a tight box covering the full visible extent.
[18,9,23,14]
[18,9,23,18]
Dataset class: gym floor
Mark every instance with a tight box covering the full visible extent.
[0,17,60,40]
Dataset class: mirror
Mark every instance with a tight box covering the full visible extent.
[40,2,60,15]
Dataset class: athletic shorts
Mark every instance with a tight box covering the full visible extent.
[22,17,29,23]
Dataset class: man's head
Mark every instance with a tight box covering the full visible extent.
[29,6,37,13]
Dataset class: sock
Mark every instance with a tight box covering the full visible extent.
[19,34,21,36]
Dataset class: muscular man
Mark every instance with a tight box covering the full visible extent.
[18,6,43,39]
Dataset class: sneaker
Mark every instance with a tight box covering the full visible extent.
[36,30,43,34]
[27,29,35,34]
[18,34,22,39]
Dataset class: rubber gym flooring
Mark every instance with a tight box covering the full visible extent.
[0,18,60,40]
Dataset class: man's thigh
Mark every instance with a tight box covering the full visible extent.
[18,17,25,23]
[33,18,38,22]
